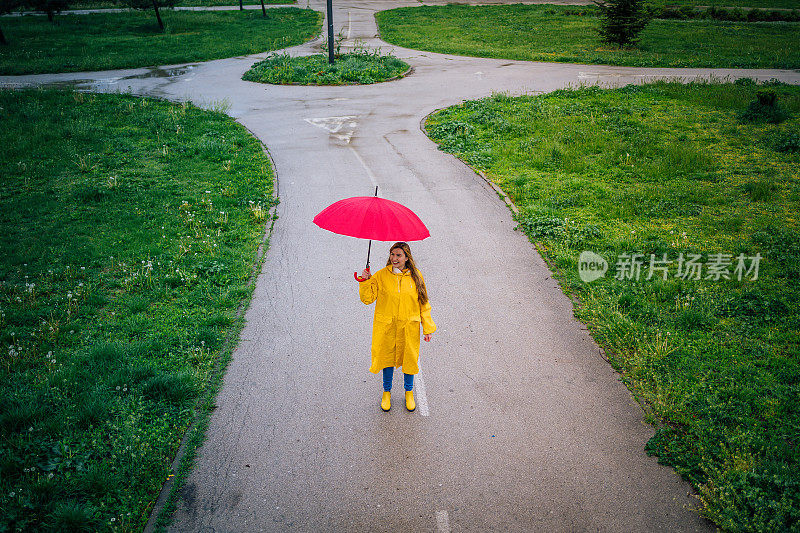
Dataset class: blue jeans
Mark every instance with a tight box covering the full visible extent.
[383,366,414,392]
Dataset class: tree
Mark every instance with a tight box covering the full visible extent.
[0,0,22,44]
[120,0,175,31]
[593,0,651,48]
[27,0,69,22]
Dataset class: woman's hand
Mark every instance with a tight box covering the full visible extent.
[423,333,432,342]
[360,269,371,280]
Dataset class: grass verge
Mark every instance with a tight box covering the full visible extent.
[424,80,800,531]
[376,4,800,69]
[0,8,321,75]
[0,89,276,531]
[242,49,410,85]
[64,0,295,7]
[654,0,800,8]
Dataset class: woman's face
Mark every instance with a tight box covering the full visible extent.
[389,247,408,270]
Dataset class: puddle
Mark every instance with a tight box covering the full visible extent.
[24,78,121,91]
[1,65,198,92]
[121,65,197,80]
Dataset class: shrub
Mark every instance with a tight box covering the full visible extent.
[739,89,790,124]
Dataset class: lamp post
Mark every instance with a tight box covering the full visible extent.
[326,0,335,64]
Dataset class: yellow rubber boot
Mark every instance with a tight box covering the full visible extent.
[381,391,391,412]
[405,391,416,412]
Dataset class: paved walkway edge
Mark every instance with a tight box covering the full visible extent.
[143,133,281,533]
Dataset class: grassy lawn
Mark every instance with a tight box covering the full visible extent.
[242,50,410,85]
[0,89,275,531]
[424,80,800,531]
[64,0,295,7]
[660,0,800,8]
[376,4,800,69]
[0,8,321,75]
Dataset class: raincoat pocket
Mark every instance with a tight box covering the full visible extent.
[374,313,393,324]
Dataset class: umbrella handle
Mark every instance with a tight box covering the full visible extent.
[354,267,370,282]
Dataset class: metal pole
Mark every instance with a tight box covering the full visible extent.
[365,186,378,269]
[326,0,335,64]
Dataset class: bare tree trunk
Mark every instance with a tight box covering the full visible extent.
[0,26,7,45]
[47,9,54,22]
[260,0,265,16]
[239,0,243,10]
[152,0,164,30]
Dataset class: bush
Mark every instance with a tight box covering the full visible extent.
[656,6,800,22]
[739,89,790,124]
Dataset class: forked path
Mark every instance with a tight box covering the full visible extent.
[4,2,799,531]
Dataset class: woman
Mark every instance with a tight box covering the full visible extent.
[359,242,436,412]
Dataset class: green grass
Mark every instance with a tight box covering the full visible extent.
[376,4,800,69]
[424,80,800,531]
[64,0,295,7]
[0,89,275,531]
[0,8,321,75]
[242,50,410,85]
[659,0,800,8]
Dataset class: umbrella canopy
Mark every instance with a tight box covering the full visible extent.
[313,196,430,242]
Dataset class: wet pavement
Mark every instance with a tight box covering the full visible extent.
[3,2,798,531]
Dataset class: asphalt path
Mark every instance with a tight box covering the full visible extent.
[3,2,799,531]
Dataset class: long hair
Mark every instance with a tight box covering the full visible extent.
[386,242,429,306]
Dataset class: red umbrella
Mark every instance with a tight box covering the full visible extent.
[313,187,430,281]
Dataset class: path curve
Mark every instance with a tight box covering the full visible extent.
[3,2,798,531]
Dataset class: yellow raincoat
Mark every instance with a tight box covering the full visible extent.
[359,265,436,375]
